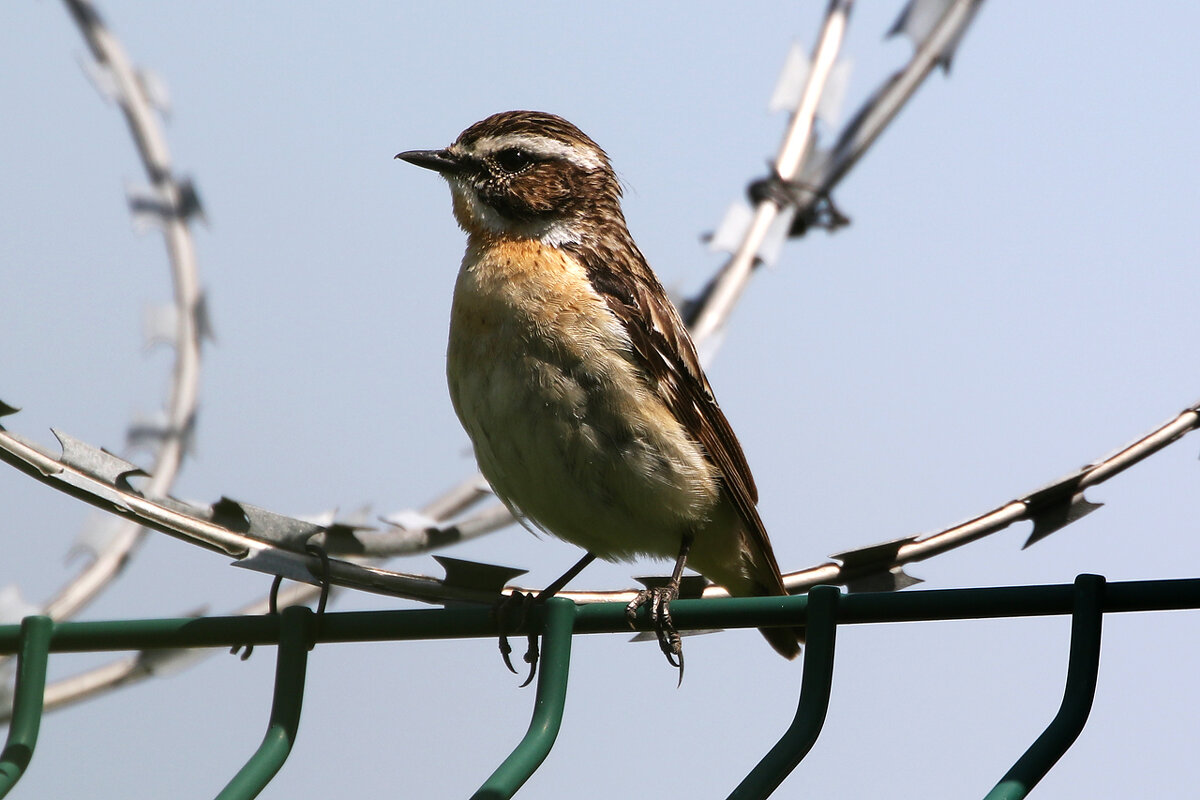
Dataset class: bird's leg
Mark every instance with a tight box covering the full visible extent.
[537,551,599,600]
[495,551,597,687]
[493,591,535,676]
[626,533,694,680]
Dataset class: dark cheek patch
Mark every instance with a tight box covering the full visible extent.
[481,165,580,222]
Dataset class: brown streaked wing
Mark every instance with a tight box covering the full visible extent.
[569,238,787,593]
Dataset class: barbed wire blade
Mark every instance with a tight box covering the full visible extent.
[629,628,721,644]
[298,507,376,556]
[708,200,754,255]
[0,400,19,425]
[126,183,174,233]
[888,0,985,72]
[175,178,205,222]
[68,515,126,564]
[818,59,854,127]
[297,505,374,529]
[142,303,178,350]
[381,508,440,532]
[194,292,215,344]
[416,473,495,522]
[1023,487,1103,549]
[210,497,325,548]
[831,535,922,592]
[434,556,527,600]
[136,67,170,116]
[369,503,514,558]
[125,409,193,454]
[0,585,40,625]
[438,502,516,539]
[233,546,321,585]
[771,43,853,125]
[126,178,204,233]
[760,204,798,268]
[844,566,923,593]
[134,645,206,679]
[769,41,809,113]
[52,429,147,489]
[78,54,119,103]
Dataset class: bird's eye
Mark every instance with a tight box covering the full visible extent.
[493,148,533,173]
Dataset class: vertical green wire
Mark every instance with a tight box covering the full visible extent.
[0,615,53,798]
[215,606,313,800]
[726,586,840,800]
[472,598,577,800]
[983,574,1105,800]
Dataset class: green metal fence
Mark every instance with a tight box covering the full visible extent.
[2,574,1198,799]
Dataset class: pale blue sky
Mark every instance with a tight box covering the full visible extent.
[3,2,1200,797]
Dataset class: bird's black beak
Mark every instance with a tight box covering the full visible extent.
[395,148,460,174]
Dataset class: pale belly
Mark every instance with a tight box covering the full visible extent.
[445,243,728,565]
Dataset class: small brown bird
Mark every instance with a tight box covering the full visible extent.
[397,111,800,664]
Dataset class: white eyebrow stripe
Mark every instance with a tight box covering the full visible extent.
[470,134,605,171]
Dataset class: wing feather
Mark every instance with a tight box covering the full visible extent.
[566,236,787,594]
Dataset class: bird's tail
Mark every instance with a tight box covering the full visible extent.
[755,599,803,660]
[728,561,803,660]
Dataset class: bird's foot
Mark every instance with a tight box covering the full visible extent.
[626,584,684,682]
[493,591,540,688]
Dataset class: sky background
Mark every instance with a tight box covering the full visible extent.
[3,1,1200,797]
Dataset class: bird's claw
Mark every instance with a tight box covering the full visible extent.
[493,591,540,686]
[626,585,685,682]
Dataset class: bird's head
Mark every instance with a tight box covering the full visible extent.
[397,111,623,246]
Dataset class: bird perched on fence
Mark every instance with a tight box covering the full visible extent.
[397,111,800,672]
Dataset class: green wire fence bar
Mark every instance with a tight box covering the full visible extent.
[2,574,1199,799]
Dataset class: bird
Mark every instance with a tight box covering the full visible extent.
[396,111,801,668]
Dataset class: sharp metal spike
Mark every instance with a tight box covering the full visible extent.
[176,178,205,221]
[1024,492,1103,549]
[0,584,40,625]
[234,546,325,584]
[52,429,147,488]
[707,199,754,255]
[79,55,119,103]
[831,535,920,570]
[126,410,170,451]
[760,204,798,268]
[817,59,854,127]
[125,411,195,456]
[831,535,921,591]
[381,508,440,531]
[1021,471,1103,548]
[142,303,178,350]
[447,503,517,537]
[889,0,941,41]
[136,646,206,677]
[125,178,203,231]
[315,524,371,555]
[844,567,924,594]
[136,67,171,115]
[888,0,983,72]
[210,497,324,547]
[434,556,527,596]
[126,183,172,232]
[194,292,216,343]
[297,507,375,555]
[769,40,809,113]
[69,515,125,563]
[629,628,721,644]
